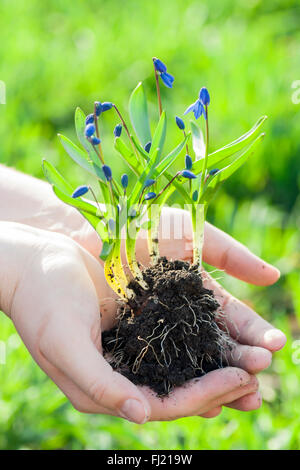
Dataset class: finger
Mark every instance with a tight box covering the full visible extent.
[34,354,115,415]
[226,342,272,374]
[199,407,222,418]
[226,391,262,412]
[203,223,280,286]
[206,375,259,411]
[204,273,287,352]
[40,317,151,423]
[140,367,252,421]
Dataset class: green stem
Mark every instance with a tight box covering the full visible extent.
[191,204,205,269]
[113,104,143,165]
[199,106,209,199]
[126,220,148,290]
[153,63,162,117]
[147,202,160,264]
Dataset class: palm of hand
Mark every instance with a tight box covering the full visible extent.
[6,209,285,423]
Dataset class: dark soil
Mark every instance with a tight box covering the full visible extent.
[102,257,232,396]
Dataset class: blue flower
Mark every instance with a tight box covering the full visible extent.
[72,185,89,198]
[160,72,174,89]
[153,58,167,73]
[144,141,152,153]
[85,114,95,125]
[90,136,101,145]
[180,170,197,179]
[185,154,193,170]
[102,164,112,181]
[144,178,156,188]
[199,87,210,106]
[121,173,128,188]
[153,57,174,89]
[144,192,157,201]
[184,99,205,120]
[95,102,102,117]
[101,102,113,111]
[209,168,219,176]
[85,123,95,137]
[175,116,185,130]
[114,124,122,137]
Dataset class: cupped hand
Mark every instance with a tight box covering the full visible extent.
[0,220,285,422]
[68,207,286,418]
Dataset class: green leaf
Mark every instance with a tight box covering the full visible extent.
[128,113,166,205]
[80,210,108,240]
[154,132,190,178]
[149,110,166,162]
[75,107,96,157]
[42,159,73,194]
[100,241,113,261]
[190,121,205,161]
[42,160,108,238]
[140,220,152,230]
[131,135,150,161]
[129,82,152,146]
[193,115,267,175]
[58,134,105,181]
[52,185,99,217]
[129,148,160,204]
[114,137,143,176]
[200,133,265,204]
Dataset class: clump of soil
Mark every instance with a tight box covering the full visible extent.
[102,257,233,396]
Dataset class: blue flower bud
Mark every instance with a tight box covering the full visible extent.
[209,168,219,176]
[108,218,115,231]
[102,164,112,181]
[175,116,185,130]
[129,208,137,218]
[144,192,157,201]
[85,114,95,125]
[72,185,89,198]
[113,124,122,137]
[192,190,198,201]
[121,173,128,188]
[185,154,193,170]
[144,141,152,153]
[90,136,101,145]
[85,123,95,137]
[101,102,113,111]
[95,102,102,117]
[153,58,167,74]
[180,170,197,179]
[199,87,210,106]
[144,178,156,188]
[161,72,174,89]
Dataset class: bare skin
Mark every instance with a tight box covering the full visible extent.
[0,166,286,422]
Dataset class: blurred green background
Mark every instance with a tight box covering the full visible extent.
[0,0,300,450]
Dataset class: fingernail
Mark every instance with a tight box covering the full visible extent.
[264,329,287,350]
[119,399,149,424]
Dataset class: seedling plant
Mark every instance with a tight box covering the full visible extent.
[43,57,266,395]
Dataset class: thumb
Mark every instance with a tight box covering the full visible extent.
[39,311,151,424]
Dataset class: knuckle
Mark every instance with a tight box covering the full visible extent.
[89,378,108,405]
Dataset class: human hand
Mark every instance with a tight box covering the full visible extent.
[68,207,286,418]
[0,221,283,422]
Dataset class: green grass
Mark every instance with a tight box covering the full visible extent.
[0,0,300,450]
